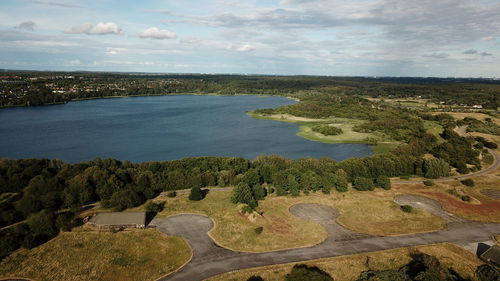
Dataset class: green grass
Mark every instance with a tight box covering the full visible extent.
[248,112,399,154]
[0,228,191,281]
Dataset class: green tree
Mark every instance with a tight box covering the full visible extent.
[353,177,375,191]
[288,175,300,196]
[332,169,348,192]
[189,186,204,201]
[231,182,258,209]
[423,159,451,179]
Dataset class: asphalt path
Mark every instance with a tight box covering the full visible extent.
[152,198,500,281]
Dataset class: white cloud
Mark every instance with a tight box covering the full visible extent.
[229,44,255,52]
[137,27,176,39]
[16,21,36,30]
[65,22,121,35]
[181,36,202,45]
[105,47,125,55]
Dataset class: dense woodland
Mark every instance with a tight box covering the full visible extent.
[0,71,498,262]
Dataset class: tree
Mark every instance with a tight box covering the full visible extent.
[375,176,391,190]
[288,175,300,196]
[252,184,266,200]
[285,264,334,281]
[353,177,375,191]
[332,170,348,192]
[109,189,141,211]
[423,158,451,179]
[231,182,257,209]
[189,186,203,201]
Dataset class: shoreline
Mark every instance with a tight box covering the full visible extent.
[247,111,399,154]
[0,92,299,109]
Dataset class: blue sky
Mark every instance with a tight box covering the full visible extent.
[1,0,500,77]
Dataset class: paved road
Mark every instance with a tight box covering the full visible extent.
[151,198,500,281]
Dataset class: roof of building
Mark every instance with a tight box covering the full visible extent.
[89,212,146,226]
[480,245,500,266]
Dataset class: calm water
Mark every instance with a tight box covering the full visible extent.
[0,95,372,162]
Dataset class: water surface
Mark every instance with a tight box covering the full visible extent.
[0,95,372,162]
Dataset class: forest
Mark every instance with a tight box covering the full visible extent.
[1,72,500,109]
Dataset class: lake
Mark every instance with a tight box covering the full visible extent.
[0,95,372,162]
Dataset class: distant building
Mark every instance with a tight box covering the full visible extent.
[480,245,500,267]
[88,212,147,229]
[472,104,483,109]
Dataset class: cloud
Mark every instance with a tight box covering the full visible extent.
[31,0,84,8]
[228,44,255,52]
[181,36,202,45]
[16,21,36,31]
[423,53,449,59]
[463,49,478,54]
[462,49,493,57]
[105,48,126,55]
[65,22,121,35]
[137,27,176,39]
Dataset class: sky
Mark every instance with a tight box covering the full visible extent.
[1,0,500,77]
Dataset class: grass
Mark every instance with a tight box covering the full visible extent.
[0,228,191,281]
[206,243,482,281]
[248,112,399,154]
[393,164,500,223]
[135,188,445,252]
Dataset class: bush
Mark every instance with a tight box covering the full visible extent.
[423,180,434,186]
[461,195,471,202]
[188,186,203,201]
[166,191,177,197]
[476,264,500,281]
[247,276,265,281]
[375,176,391,190]
[460,179,475,187]
[401,205,413,213]
[145,201,165,213]
[254,226,263,235]
[241,205,253,214]
[285,264,333,281]
[312,124,343,136]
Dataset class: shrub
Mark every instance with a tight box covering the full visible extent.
[423,180,434,186]
[461,195,471,202]
[188,186,203,201]
[312,124,343,136]
[285,264,333,281]
[460,179,475,187]
[247,276,265,281]
[476,264,500,281]
[401,205,413,213]
[241,205,253,214]
[145,201,165,213]
[375,176,391,190]
[254,226,264,235]
[166,191,177,197]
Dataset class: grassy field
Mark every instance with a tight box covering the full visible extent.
[206,243,482,281]
[0,228,191,281]
[248,112,399,154]
[135,188,445,252]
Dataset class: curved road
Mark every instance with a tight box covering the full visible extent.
[151,199,500,281]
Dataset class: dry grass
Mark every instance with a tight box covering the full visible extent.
[206,243,482,281]
[433,112,500,125]
[393,164,500,223]
[0,228,191,281]
[140,189,445,252]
